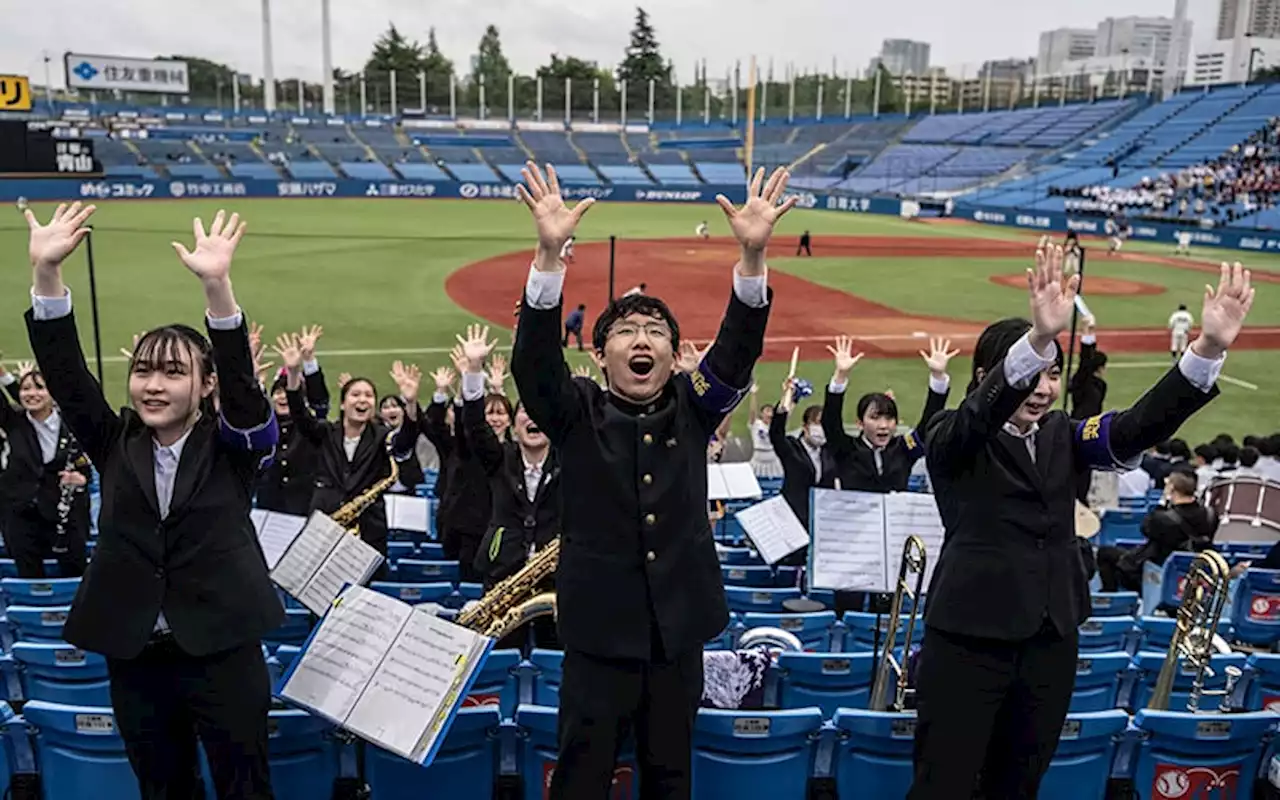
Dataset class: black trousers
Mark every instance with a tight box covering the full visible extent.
[563,326,584,350]
[796,241,811,256]
[107,637,274,800]
[5,504,87,578]
[1096,546,1142,592]
[441,527,482,584]
[908,621,1078,800]
[550,647,703,800]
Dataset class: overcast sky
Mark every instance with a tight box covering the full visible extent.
[5,0,1222,86]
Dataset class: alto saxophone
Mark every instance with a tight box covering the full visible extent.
[330,430,399,537]
[456,537,559,640]
[53,436,90,555]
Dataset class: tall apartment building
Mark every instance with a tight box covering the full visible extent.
[1217,0,1280,39]
[1037,28,1098,75]
[868,39,931,77]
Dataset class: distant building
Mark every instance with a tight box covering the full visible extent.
[1037,28,1098,75]
[1189,36,1280,83]
[1217,0,1280,40]
[1094,16,1192,69]
[869,39,931,77]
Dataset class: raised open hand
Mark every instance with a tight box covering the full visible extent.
[487,353,508,390]
[919,336,960,376]
[827,335,864,379]
[572,364,595,381]
[676,340,710,375]
[390,361,421,404]
[1027,236,1080,344]
[716,167,798,253]
[14,360,35,379]
[26,202,95,272]
[171,210,246,283]
[448,345,468,376]
[118,331,146,360]
[272,332,303,373]
[248,321,264,351]
[337,372,352,389]
[455,324,497,373]
[516,161,595,258]
[1197,261,1255,357]
[431,366,456,392]
[298,325,323,362]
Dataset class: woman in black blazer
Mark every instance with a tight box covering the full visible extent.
[255,325,330,515]
[378,394,426,493]
[274,334,420,569]
[0,364,92,578]
[24,204,282,799]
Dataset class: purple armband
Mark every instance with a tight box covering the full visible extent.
[219,409,280,452]
[684,358,749,415]
[1074,411,1141,472]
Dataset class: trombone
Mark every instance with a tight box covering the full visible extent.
[1146,549,1241,713]
[869,535,928,712]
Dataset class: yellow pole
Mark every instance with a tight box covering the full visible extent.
[745,55,757,177]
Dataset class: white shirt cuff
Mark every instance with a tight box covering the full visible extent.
[929,373,951,394]
[829,378,847,394]
[206,308,244,330]
[461,371,487,402]
[732,269,769,308]
[31,288,72,321]
[1082,335,1097,345]
[432,391,449,404]
[302,359,320,376]
[1178,346,1225,393]
[0,373,14,387]
[525,264,565,310]
[1003,332,1057,389]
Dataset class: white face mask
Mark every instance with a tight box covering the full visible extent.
[806,426,826,446]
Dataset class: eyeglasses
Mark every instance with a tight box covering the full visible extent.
[608,322,671,341]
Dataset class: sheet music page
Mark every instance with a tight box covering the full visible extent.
[270,511,345,597]
[719,462,763,499]
[808,488,889,592]
[279,585,412,724]
[384,495,430,533]
[706,465,730,500]
[884,493,945,593]
[255,511,308,570]
[297,531,386,616]
[345,608,490,763]
[733,496,810,565]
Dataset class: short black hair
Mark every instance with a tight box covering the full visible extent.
[1260,436,1279,457]
[1155,440,1171,456]
[801,406,821,426]
[380,395,406,411]
[484,393,514,421]
[1194,443,1218,462]
[1178,304,1187,310]
[1240,446,1260,468]
[856,392,898,421]
[968,318,1062,394]
[576,303,585,311]
[1244,435,1261,449]
[340,376,377,403]
[592,293,680,352]
[1219,442,1240,464]
[1169,439,1191,460]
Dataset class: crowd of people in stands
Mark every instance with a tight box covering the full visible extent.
[1053,117,1280,225]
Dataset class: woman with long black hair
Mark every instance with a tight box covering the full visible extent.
[25,203,282,799]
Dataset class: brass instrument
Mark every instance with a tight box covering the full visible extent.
[869,535,928,712]
[738,627,804,653]
[1146,550,1239,712]
[330,431,399,537]
[456,538,559,640]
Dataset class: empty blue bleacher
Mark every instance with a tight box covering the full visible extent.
[693,708,823,797]
[6,605,69,642]
[597,165,652,185]
[516,704,639,799]
[393,559,460,583]
[528,649,563,707]
[775,651,874,716]
[647,163,702,186]
[369,581,454,605]
[1090,591,1140,617]
[725,586,800,614]
[393,162,450,181]
[1070,652,1130,713]
[1243,653,1280,712]
[0,578,80,607]
[11,642,110,706]
[365,706,500,800]
[1122,710,1277,798]
[1230,568,1280,647]
[1128,651,1248,711]
[742,611,836,652]
[1078,616,1135,654]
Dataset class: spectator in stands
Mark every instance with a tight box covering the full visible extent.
[1095,471,1215,592]
[563,303,586,350]
[1259,435,1280,482]
[1194,443,1219,491]
[25,204,281,799]
[256,326,330,517]
[746,384,782,478]
[1142,440,1180,489]
[796,230,812,256]
[1217,440,1240,478]
[1238,445,1263,478]
[769,377,832,564]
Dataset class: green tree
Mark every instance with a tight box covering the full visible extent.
[537,55,613,117]
[161,55,237,105]
[466,24,513,116]
[617,7,674,116]
[362,24,426,112]
[422,27,455,108]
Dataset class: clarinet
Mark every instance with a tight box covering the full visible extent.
[53,436,89,555]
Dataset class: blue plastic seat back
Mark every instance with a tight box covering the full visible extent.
[260,709,342,800]
[1243,653,1280,712]
[12,642,110,706]
[386,541,417,562]
[692,708,824,798]
[419,542,445,560]
[394,559,460,583]
[1135,616,1236,653]
[530,649,564,708]
[1230,568,1280,647]
[5,604,70,641]
[1130,652,1249,711]
[460,649,521,718]
[0,577,81,607]
[1038,711,1129,800]
[22,701,138,799]
[1089,591,1139,617]
[1130,710,1278,799]
[832,709,918,799]
[1160,553,1200,609]
[724,586,800,613]
[776,652,875,716]
[721,564,776,587]
[1077,616,1135,653]
[1070,652,1130,713]
[369,581,454,605]
[742,611,836,652]
[716,547,760,566]
[365,706,500,800]
[839,612,915,654]
[516,705,638,800]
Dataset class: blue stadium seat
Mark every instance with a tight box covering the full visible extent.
[0,560,60,579]
[12,642,110,706]
[1089,591,1140,617]
[839,612,913,653]
[274,644,301,673]
[387,541,416,561]
[0,702,14,798]
[365,706,500,800]
[1134,616,1236,653]
[1122,710,1277,798]
[257,709,342,800]
[21,701,137,800]
[1128,651,1248,711]
[721,564,775,587]
[1242,653,1280,712]
[741,611,836,652]
[394,559,461,583]
[1038,710,1130,800]
[462,649,521,718]
[369,581,454,605]
[1222,541,1274,560]
[1077,616,1135,653]
[528,649,563,707]
[832,709,917,798]
[692,708,823,797]
[454,583,485,608]
[419,542,445,560]
[0,655,20,702]
[0,614,13,654]
[724,586,800,614]
[0,578,80,607]
[1070,651,1130,713]
[715,547,759,566]
[775,651,874,716]
[1229,568,1280,647]
[264,608,313,648]
[1159,553,1201,610]
[516,705,639,800]
[5,605,69,642]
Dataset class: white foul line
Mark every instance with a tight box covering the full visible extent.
[1106,361,1259,391]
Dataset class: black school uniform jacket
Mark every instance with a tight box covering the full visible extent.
[421,399,493,541]
[822,381,949,493]
[0,398,92,527]
[286,388,417,554]
[923,350,1218,642]
[768,408,837,530]
[255,369,329,515]
[461,397,561,590]
[1069,339,1108,420]
[26,308,282,660]
[513,285,770,661]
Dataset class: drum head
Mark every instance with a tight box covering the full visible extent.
[1075,501,1101,538]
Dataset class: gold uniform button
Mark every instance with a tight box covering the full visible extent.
[643,433,653,445]
[645,513,656,525]
[642,473,653,485]
[646,551,656,562]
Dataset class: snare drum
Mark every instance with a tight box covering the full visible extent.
[1206,476,1280,543]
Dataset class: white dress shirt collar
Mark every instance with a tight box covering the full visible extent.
[27,408,62,465]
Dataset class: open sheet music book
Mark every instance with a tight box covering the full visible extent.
[807,489,944,592]
[733,496,810,565]
[384,495,430,533]
[266,511,385,615]
[277,584,493,766]
[707,463,763,501]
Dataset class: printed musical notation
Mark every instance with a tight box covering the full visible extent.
[809,489,944,592]
[269,511,385,615]
[733,496,810,565]
[251,510,308,570]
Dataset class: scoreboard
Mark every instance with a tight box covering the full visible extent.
[0,121,99,177]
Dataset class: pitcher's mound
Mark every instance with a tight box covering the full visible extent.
[989,274,1165,296]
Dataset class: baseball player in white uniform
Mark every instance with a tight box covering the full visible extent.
[560,236,575,263]
[695,221,709,239]
[1168,303,1194,361]
[1175,231,1192,257]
